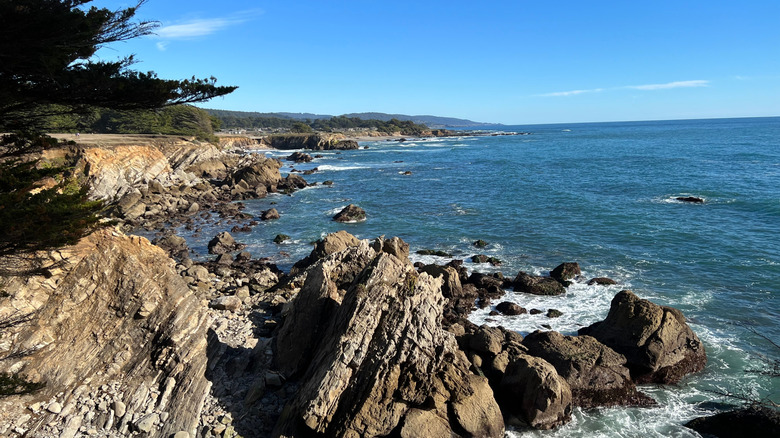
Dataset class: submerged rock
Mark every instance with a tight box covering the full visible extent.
[578,290,706,383]
[588,277,617,286]
[514,272,566,296]
[496,301,527,315]
[676,196,705,203]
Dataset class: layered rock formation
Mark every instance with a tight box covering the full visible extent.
[261,133,359,150]
[273,239,505,437]
[0,230,210,437]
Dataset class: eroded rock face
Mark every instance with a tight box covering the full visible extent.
[578,290,706,383]
[273,240,504,437]
[0,230,211,437]
[522,331,654,408]
[497,354,572,430]
[289,230,362,276]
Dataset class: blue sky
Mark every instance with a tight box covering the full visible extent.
[91,1,780,124]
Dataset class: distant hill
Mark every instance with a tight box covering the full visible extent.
[203,109,492,128]
[340,113,493,128]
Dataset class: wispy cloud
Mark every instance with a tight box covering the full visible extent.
[539,80,709,97]
[539,88,605,97]
[158,18,237,39]
[626,80,709,90]
[154,10,262,49]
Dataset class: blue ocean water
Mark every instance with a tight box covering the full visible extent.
[186,117,780,436]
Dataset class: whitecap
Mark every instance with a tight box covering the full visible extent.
[317,164,370,171]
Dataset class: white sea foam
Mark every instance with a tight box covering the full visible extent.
[317,164,370,171]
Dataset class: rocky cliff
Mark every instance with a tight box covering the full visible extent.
[260,133,359,150]
[0,230,210,437]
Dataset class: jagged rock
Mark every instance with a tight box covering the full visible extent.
[473,239,489,248]
[578,290,706,383]
[207,231,246,254]
[273,240,504,437]
[514,272,566,295]
[497,353,572,430]
[550,262,581,285]
[372,235,410,261]
[227,155,283,193]
[419,264,462,298]
[522,331,654,408]
[588,277,617,286]
[289,230,362,276]
[0,230,210,437]
[496,301,526,315]
[261,208,280,220]
[333,204,366,223]
[279,173,308,191]
[286,151,313,163]
[685,406,780,438]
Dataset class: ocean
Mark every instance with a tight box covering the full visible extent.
[184,117,780,437]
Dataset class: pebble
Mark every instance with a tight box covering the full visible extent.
[47,402,63,414]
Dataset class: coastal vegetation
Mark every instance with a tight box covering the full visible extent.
[207,109,430,135]
[0,0,235,256]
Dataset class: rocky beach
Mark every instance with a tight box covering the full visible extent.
[0,130,745,438]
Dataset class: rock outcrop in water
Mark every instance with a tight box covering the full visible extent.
[578,290,706,384]
[273,239,505,437]
[0,136,712,436]
[522,331,655,408]
[261,133,359,150]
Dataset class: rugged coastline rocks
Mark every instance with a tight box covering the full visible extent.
[578,290,706,384]
[208,231,246,254]
[521,331,655,408]
[513,271,566,295]
[273,239,505,437]
[0,137,714,436]
[0,230,210,437]
[332,204,366,222]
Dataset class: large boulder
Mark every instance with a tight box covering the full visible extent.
[207,231,246,254]
[578,290,706,383]
[286,151,313,163]
[522,331,654,408]
[273,241,504,437]
[685,406,780,438]
[0,230,210,437]
[514,272,566,296]
[226,155,282,193]
[497,354,572,430]
[333,204,366,223]
[550,262,581,285]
